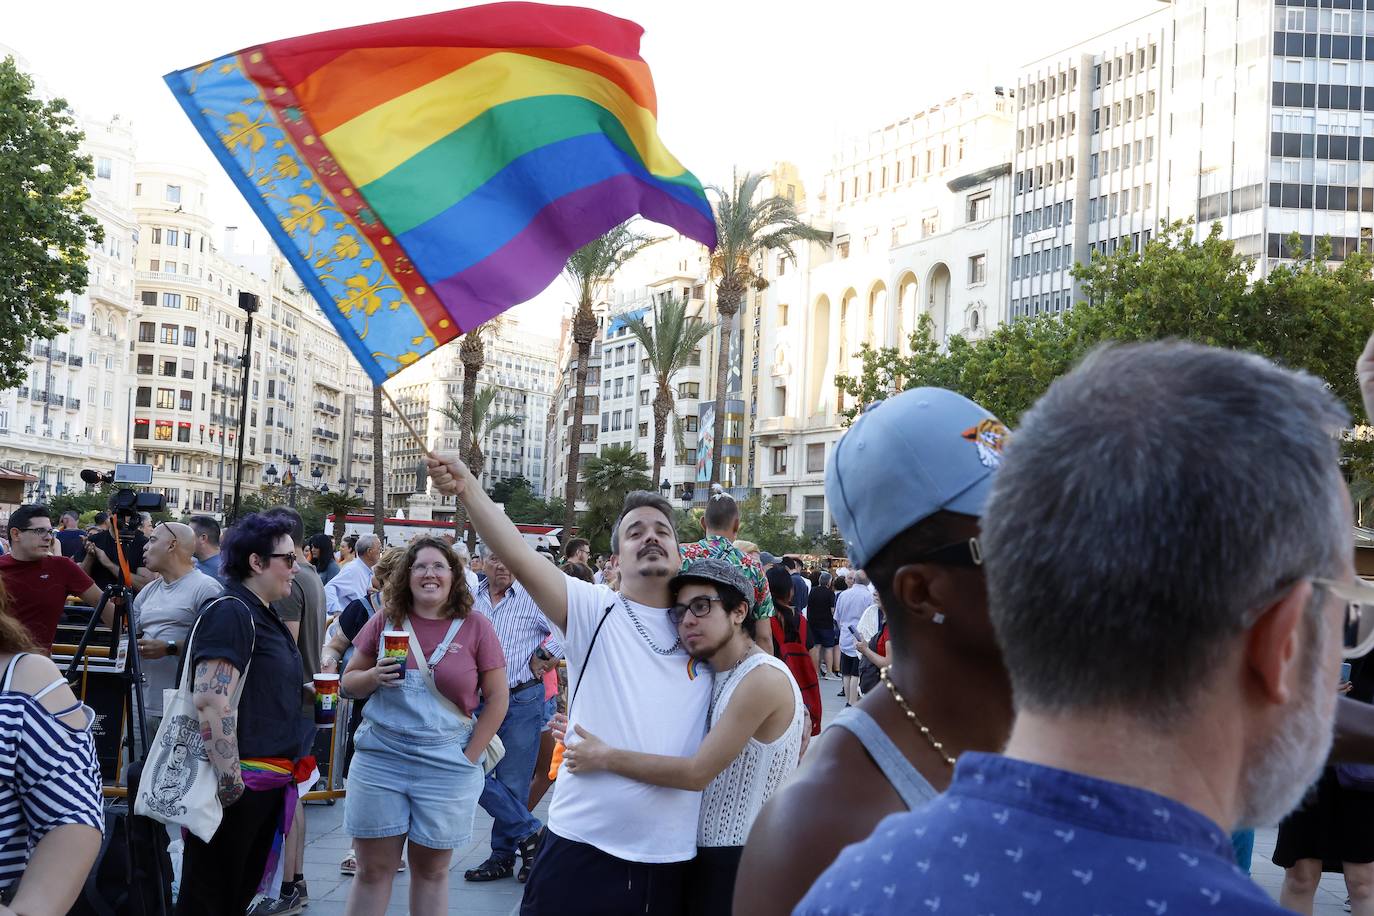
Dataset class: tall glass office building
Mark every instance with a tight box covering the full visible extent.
[1009,0,1372,317]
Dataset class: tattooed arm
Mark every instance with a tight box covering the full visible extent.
[192,657,244,806]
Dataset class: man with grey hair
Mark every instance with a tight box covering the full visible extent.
[129,521,223,729]
[797,340,1357,914]
[324,533,379,615]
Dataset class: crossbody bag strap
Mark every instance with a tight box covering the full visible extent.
[402,617,471,724]
[568,601,615,716]
[178,595,255,702]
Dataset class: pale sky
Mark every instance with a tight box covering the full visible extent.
[7,0,1160,321]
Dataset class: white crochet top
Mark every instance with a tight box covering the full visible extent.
[697,652,804,847]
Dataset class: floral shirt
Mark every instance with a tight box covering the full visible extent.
[679,535,774,620]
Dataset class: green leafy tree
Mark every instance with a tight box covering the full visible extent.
[562,224,655,534]
[0,56,102,390]
[736,495,808,555]
[489,476,566,525]
[839,221,1374,427]
[314,489,366,546]
[578,444,653,548]
[437,384,523,481]
[837,219,1374,517]
[707,171,830,485]
[675,507,705,544]
[624,296,716,483]
[49,484,115,520]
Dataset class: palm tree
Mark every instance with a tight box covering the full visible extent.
[315,489,366,548]
[561,223,655,535]
[579,444,653,548]
[624,296,716,484]
[707,171,831,486]
[372,385,385,538]
[436,385,524,485]
[452,321,498,551]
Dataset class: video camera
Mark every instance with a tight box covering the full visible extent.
[80,463,165,544]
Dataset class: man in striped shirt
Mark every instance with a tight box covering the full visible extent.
[466,547,563,883]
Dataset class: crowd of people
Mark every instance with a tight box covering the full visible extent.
[13,332,1374,914]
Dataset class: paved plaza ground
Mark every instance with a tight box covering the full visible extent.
[291,683,1352,915]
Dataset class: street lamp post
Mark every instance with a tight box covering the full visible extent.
[230,292,260,524]
[287,454,301,507]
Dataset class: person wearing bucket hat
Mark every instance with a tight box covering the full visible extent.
[736,387,1016,916]
[562,557,803,916]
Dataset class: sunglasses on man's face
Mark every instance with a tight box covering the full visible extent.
[668,595,724,626]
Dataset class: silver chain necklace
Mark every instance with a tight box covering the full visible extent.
[618,593,682,655]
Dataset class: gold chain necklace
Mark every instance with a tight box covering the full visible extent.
[880,665,957,767]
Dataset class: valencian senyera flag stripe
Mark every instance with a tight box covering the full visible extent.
[164,3,717,384]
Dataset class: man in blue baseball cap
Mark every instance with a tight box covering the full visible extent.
[736,387,1016,916]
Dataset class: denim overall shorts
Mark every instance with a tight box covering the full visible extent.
[343,617,485,849]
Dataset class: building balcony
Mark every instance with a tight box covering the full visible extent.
[69,356,83,368]
[69,311,87,327]
[755,415,801,439]
[136,270,211,290]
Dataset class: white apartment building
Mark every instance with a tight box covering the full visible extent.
[128,164,383,517]
[542,232,718,516]
[0,103,139,504]
[386,319,557,518]
[1011,8,1171,318]
[750,91,1016,538]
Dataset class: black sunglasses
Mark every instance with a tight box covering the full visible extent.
[909,537,983,568]
[668,595,723,625]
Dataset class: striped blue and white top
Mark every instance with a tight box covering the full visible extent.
[474,578,563,688]
[0,654,103,890]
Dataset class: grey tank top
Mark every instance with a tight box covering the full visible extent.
[826,705,937,809]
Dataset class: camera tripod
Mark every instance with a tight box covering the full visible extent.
[64,581,171,916]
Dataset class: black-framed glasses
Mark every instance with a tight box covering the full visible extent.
[17,527,54,538]
[909,537,983,568]
[264,552,297,566]
[668,595,723,625]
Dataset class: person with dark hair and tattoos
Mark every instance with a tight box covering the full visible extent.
[176,512,309,916]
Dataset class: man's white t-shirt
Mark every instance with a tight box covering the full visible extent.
[551,578,711,863]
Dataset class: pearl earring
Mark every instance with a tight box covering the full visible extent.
[932,612,946,625]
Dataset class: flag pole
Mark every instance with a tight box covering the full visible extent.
[380,386,436,460]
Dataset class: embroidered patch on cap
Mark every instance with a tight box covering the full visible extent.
[962,419,1009,469]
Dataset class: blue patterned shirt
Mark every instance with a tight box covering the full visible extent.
[794,752,1289,915]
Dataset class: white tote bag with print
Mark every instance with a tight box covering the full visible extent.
[135,598,253,842]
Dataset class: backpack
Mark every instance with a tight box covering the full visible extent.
[857,618,887,696]
[771,611,821,736]
[66,760,173,916]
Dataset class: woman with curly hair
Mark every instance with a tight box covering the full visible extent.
[340,537,507,916]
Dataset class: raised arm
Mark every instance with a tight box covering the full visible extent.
[426,453,568,631]
[563,666,794,791]
[192,657,244,807]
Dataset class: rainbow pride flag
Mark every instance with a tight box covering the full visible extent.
[165,3,716,383]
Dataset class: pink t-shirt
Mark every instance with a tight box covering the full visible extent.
[353,611,506,715]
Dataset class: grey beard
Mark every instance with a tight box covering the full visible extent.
[1234,615,1336,829]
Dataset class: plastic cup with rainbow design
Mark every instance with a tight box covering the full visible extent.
[313,673,340,726]
[382,630,409,665]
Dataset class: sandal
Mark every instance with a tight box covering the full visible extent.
[517,829,544,883]
[464,855,514,882]
[339,850,357,876]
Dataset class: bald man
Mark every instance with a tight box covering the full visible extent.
[130,521,224,729]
